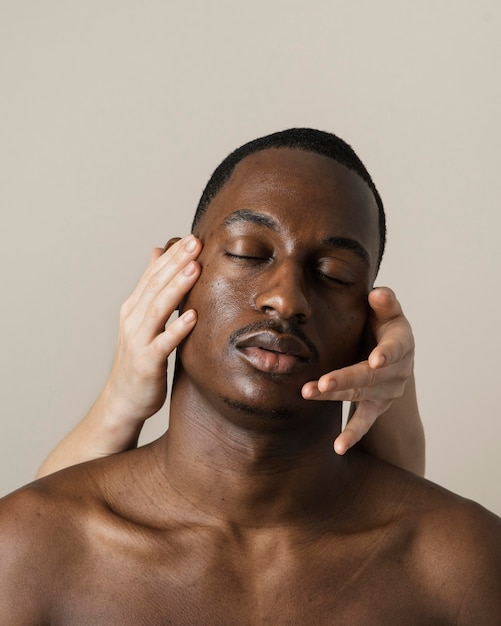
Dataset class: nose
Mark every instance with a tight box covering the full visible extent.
[254,260,312,321]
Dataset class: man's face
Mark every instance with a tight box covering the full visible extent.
[178,147,380,422]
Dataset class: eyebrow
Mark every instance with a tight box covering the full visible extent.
[222,209,279,230]
[321,237,370,267]
[222,209,370,267]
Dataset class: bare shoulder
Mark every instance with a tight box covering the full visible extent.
[0,450,147,624]
[420,493,501,622]
[0,464,101,622]
[0,446,176,623]
[384,463,501,623]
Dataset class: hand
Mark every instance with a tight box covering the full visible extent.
[35,235,203,478]
[101,234,202,429]
[301,287,414,455]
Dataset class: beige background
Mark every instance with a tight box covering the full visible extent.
[1,1,500,515]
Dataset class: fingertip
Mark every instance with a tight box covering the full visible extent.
[180,309,197,325]
[150,247,163,262]
[369,286,394,307]
[317,378,336,393]
[333,437,347,455]
[368,350,386,368]
[376,286,395,299]
[183,260,199,277]
[340,425,363,451]
[301,382,321,399]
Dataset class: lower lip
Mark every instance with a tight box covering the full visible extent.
[237,347,306,375]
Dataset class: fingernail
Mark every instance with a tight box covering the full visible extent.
[307,387,321,399]
[182,310,196,324]
[370,353,385,368]
[184,235,197,252]
[333,440,346,455]
[320,380,336,393]
[183,261,196,276]
[377,287,393,300]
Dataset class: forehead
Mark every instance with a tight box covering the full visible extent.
[198,147,380,271]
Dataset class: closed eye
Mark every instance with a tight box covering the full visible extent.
[315,270,354,287]
[224,252,269,261]
[314,257,356,287]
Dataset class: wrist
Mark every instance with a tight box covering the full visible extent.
[88,387,146,453]
[97,382,150,429]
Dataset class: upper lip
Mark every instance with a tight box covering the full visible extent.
[235,330,313,361]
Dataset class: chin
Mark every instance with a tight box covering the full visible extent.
[221,396,297,422]
[219,391,337,429]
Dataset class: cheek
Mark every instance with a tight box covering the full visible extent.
[177,263,252,387]
[315,293,369,369]
[180,263,245,344]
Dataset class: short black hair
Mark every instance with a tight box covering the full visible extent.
[192,128,386,269]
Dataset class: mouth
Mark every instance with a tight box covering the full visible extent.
[235,330,313,375]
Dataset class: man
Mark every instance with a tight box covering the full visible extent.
[1,129,500,624]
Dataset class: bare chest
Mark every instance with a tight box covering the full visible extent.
[49,524,449,625]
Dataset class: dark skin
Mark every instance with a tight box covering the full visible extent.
[1,148,500,624]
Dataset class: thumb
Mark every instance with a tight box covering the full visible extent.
[368,287,402,324]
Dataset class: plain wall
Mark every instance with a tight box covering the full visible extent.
[1,0,500,515]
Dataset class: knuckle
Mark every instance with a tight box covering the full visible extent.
[147,272,161,294]
[151,338,167,359]
[351,387,364,402]
[120,312,136,337]
[119,299,132,320]
[366,366,377,387]
[340,369,357,389]
[387,337,410,364]
[148,298,162,319]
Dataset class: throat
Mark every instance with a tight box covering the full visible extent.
[155,409,356,528]
[162,372,352,526]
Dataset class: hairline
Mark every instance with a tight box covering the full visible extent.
[191,131,386,271]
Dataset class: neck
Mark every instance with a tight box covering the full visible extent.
[152,375,364,528]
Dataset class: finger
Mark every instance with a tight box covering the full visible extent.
[162,237,182,253]
[302,362,373,401]
[368,319,414,369]
[135,259,202,343]
[334,427,361,455]
[367,289,414,369]
[306,385,395,403]
[306,361,377,397]
[368,334,411,369]
[301,380,322,399]
[127,236,199,310]
[368,287,402,322]
[123,247,164,312]
[144,235,201,298]
[333,402,384,454]
[356,288,401,362]
[150,309,198,365]
[130,235,202,324]
[123,241,182,314]
[302,361,406,403]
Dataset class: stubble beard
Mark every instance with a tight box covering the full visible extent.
[220,394,298,422]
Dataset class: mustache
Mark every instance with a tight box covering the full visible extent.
[229,319,319,361]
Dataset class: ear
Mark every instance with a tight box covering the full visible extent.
[162,237,182,253]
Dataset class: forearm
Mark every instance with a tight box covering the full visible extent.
[36,237,202,479]
[356,372,425,476]
[35,391,143,478]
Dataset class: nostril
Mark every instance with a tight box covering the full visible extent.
[254,266,312,321]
